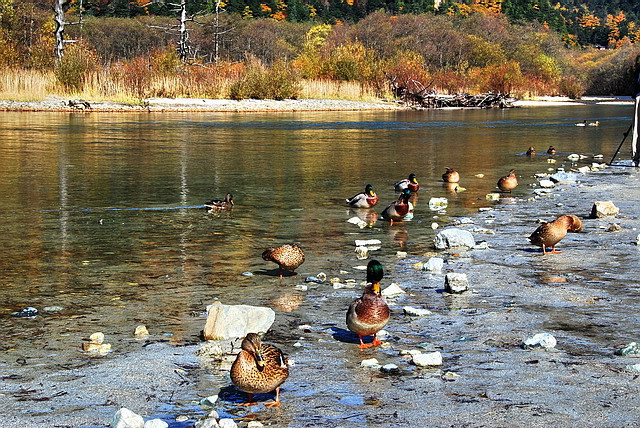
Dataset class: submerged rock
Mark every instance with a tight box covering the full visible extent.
[381,363,400,373]
[590,201,619,218]
[111,407,144,428]
[434,228,475,250]
[444,273,468,293]
[195,419,220,428]
[403,306,433,316]
[203,302,275,340]
[522,333,557,350]
[144,420,168,428]
[12,307,38,318]
[429,197,448,210]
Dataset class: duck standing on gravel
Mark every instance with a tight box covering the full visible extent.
[346,184,379,208]
[442,168,460,183]
[528,215,579,254]
[346,260,390,349]
[497,169,518,193]
[204,193,233,211]
[394,173,419,192]
[380,189,412,223]
[230,333,289,407]
[262,243,305,278]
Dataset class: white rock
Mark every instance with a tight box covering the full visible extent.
[381,283,405,297]
[134,325,149,336]
[423,257,444,272]
[376,329,389,339]
[636,234,640,246]
[90,332,105,345]
[144,420,169,428]
[399,349,422,356]
[533,189,553,196]
[355,246,369,260]
[111,408,144,428]
[355,239,382,247]
[567,153,580,161]
[403,306,433,316]
[522,333,557,350]
[194,419,220,428]
[247,422,265,428]
[332,282,354,289]
[347,217,368,228]
[396,251,407,258]
[361,358,380,368]
[429,197,448,210]
[413,351,443,367]
[431,222,439,230]
[434,228,475,250]
[590,201,619,218]
[486,193,501,201]
[538,179,555,188]
[294,284,308,291]
[576,166,590,173]
[444,273,468,293]
[207,410,219,419]
[203,302,275,340]
[200,395,218,407]
[218,419,237,428]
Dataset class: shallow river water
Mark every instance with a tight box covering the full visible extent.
[1,103,638,426]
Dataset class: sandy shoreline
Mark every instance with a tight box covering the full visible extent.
[0,95,633,113]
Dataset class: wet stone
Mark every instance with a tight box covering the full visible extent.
[144,420,169,428]
[203,302,275,340]
[381,363,400,373]
[194,419,220,428]
[361,358,381,369]
[434,228,476,250]
[413,351,443,367]
[305,276,324,284]
[218,419,237,428]
[615,342,640,357]
[422,257,444,273]
[381,283,406,297]
[12,307,38,318]
[444,273,469,293]
[241,271,254,277]
[403,306,433,317]
[522,333,557,350]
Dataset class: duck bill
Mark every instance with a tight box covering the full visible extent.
[372,281,381,295]
[255,350,266,371]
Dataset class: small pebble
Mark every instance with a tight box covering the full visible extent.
[294,284,308,291]
[522,333,557,350]
[403,306,433,316]
[413,351,443,367]
[12,307,38,318]
[241,271,254,277]
[361,358,380,368]
[176,416,189,422]
[381,363,399,373]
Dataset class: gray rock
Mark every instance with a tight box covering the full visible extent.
[590,201,619,218]
[444,273,468,293]
[434,228,475,250]
[199,395,218,407]
[538,179,555,188]
[412,351,443,367]
[422,257,444,272]
[144,420,169,428]
[615,342,640,356]
[195,339,240,360]
[305,276,324,284]
[549,172,578,184]
[522,333,557,350]
[111,408,144,428]
[381,363,400,373]
[361,358,380,369]
[627,364,640,373]
[203,302,275,340]
[247,422,264,428]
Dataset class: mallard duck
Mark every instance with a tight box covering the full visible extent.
[230,333,289,407]
[205,193,233,211]
[262,244,305,277]
[528,215,577,254]
[526,147,536,156]
[346,260,390,349]
[380,189,411,223]
[346,184,379,208]
[588,121,599,127]
[394,173,419,192]
[546,146,557,155]
[442,168,460,183]
[497,169,518,193]
[575,120,587,127]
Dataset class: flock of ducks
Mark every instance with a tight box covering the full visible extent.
[209,158,585,406]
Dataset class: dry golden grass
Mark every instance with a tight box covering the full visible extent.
[299,79,386,100]
[0,69,57,101]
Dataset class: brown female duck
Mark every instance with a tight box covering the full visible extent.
[546,146,557,155]
[346,260,390,349]
[262,243,305,277]
[230,333,289,407]
[526,147,536,156]
[442,168,460,183]
[497,169,518,193]
[528,214,578,254]
[205,193,233,211]
[346,184,379,208]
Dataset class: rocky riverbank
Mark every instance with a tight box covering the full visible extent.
[2,153,640,427]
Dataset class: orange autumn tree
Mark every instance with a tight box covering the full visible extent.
[605,11,626,47]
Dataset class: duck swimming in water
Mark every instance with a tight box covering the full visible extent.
[442,168,460,183]
[528,215,578,254]
[546,146,556,155]
[497,169,518,193]
[230,333,289,407]
[346,260,390,349]
[526,147,536,156]
[205,193,233,211]
[346,184,379,208]
[380,189,412,223]
[394,173,419,192]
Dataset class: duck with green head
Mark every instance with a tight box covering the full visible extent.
[380,189,412,224]
[230,333,289,407]
[394,173,419,192]
[346,184,379,208]
[346,260,390,349]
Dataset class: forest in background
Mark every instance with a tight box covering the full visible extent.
[1,0,640,102]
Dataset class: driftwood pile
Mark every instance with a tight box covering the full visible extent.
[389,77,516,109]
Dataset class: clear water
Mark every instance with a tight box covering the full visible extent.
[0,104,632,363]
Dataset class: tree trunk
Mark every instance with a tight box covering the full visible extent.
[178,0,188,61]
[53,0,66,61]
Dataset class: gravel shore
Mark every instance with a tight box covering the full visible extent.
[3,158,640,427]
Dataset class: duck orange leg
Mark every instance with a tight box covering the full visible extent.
[239,393,258,407]
[264,387,282,407]
[357,334,374,349]
[371,333,383,347]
